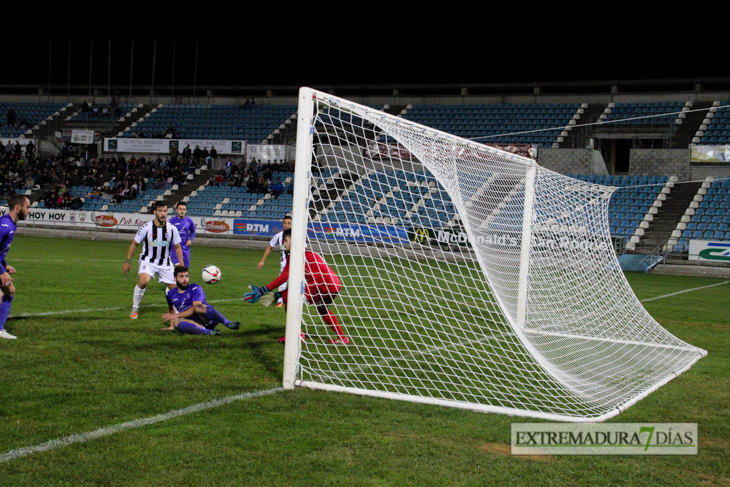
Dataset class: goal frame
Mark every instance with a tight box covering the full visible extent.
[281,87,707,422]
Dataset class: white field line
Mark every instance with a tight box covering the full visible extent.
[640,281,730,303]
[0,387,283,464]
[11,298,246,318]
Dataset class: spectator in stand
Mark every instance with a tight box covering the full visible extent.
[183,144,192,160]
[170,145,179,163]
[193,145,202,161]
[208,147,217,168]
[25,140,35,157]
[225,158,233,177]
[13,142,21,158]
[270,180,283,199]
[214,172,224,187]
[247,175,258,193]
[6,108,17,127]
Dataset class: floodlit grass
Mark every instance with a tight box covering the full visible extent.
[0,236,728,486]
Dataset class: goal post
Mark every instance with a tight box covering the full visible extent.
[282,87,315,390]
[283,87,707,421]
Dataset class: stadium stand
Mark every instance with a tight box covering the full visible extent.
[186,161,292,219]
[671,177,730,252]
[571,174,668,245]
[121,104,297,142]
[1,102,68,137]
[693,101,730,144]
[398,103,584,147]
[598,101,688,126]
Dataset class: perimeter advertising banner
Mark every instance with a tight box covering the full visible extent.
[690,145,730,163]
[688,240,730,262]
[104,138,245,155]
[245,144,286,162]
[409,227,625,255]
[307,222,409,244]
[3,207,413,243]
[71,130,95,144]
[233,219,286,237]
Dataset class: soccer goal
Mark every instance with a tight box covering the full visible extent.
[282,87,706,422]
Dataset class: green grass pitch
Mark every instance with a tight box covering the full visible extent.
[0,235,728,486]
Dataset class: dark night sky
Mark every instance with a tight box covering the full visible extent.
[4,4,726,89]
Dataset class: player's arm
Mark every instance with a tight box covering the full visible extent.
[244,265,290,303]
[257,245,273,269]
[188,219,196,246]
[123,240,138,275]
[174,243,184,266]
[161,293,176,330]
[171,226,184,265]
[0,259,12,287]
[162,301,202,322]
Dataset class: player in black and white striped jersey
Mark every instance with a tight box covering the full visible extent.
[123,202,185,319]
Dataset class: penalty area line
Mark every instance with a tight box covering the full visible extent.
[640,280,730,303]
[0,387,283,464]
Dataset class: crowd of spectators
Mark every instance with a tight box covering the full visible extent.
[1,138,207,210]
[209,158,292,198]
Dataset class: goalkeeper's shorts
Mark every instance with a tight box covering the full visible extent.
[306,290,338,307]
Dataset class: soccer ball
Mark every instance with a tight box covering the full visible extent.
[202,265,221,284]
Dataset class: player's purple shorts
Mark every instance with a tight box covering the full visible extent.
[188,305,221,330]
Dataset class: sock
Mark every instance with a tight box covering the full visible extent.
[176,321,210,335]
[0,295,13,330]
[133,285,146,308]
[322,311,346,339]
[204,305,229,325]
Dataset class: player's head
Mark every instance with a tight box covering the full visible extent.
[174,265,189,290]
[282,215,292,230]
[282,228,291,252]
[175,201,187,218]
[151,202,168,224]
[7,194,30,221]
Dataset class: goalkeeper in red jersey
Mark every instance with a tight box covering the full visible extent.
[244,229,349,345]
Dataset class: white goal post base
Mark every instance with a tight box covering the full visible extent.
[297,345,705,423]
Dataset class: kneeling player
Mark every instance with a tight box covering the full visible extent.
[162,266,240,335]
[244,229,349,344]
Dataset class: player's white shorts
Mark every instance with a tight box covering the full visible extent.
[139,262,175,285]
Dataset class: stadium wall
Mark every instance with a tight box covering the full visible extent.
[629,149,690,180]
[538,148,608,175]
[689,165,730,180]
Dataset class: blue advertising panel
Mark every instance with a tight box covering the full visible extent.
[307,222,409,244]
[233,219,285,237]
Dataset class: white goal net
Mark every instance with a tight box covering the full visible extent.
[283,88,707,422]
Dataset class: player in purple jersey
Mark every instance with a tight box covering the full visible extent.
[169,201,196,268]
[0,195,30,339]
[161,266,240,335]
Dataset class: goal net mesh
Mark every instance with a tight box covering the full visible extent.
[293,91,706,421]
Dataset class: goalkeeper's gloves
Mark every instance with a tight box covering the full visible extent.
[244,285,269,304]
[259,291,282,308]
